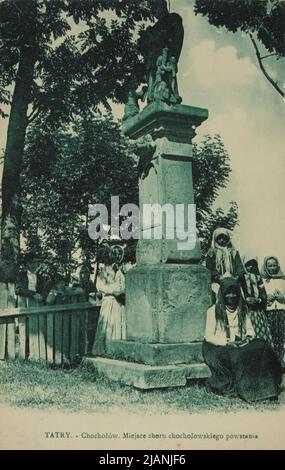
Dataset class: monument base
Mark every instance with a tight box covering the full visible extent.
[86,264,212,389]
[105,339,204,365]
[84,356,210,390]
[125,264,212,343]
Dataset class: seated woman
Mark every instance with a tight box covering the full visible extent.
[203,277,281,402]
[206,228,244,288]
[261,256,285,366]
[91,245,126,356]
[241,256,273,348]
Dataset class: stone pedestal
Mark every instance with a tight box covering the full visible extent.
[124,102,209,264]
[92,102,212,389]
[125,264,211,343]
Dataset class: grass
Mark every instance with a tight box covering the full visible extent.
[0,360,284,415]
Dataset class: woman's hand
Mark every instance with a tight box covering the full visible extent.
[112,290,123,297]
[246,297,260,306]
[273,290,285,304]
[275,293,285,304]
[96,291,103,301]
[267,294,275,304]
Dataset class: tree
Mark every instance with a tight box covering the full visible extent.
[21,114,138,279]
[194,0,285,98]
[22,123,238,277]
[0,0,157,276]
[192,134,239,259]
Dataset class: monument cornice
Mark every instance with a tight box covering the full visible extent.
[122,102,209,144]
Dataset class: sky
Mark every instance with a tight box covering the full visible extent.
[170,0,285,266]
[0,0,284,268]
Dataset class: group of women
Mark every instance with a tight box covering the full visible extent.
[204,228,285,402]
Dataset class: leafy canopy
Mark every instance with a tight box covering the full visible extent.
[0,0,158,120]
[194,0,285,57]
[194,0,285,98]
[22,119,238,275]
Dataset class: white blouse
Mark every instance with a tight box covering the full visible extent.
[204,305,255,346]
[263,278,285,311]
[96,268,125,296]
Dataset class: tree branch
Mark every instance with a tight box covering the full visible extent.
[249,33,284,98]
[260,53,277,60]
[27,106,41,124]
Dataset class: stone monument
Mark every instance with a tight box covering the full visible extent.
[89,2,212,389]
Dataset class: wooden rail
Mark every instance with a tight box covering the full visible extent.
[0,302,100,365]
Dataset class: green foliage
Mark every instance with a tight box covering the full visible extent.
[194,0,285,98]
[0,0,159,272]
[21,114,138,278]
[0,0,158,121]
[193,135,231,218]
[194,0,285,57]
[0,0,163,272]
[22,125,238,276]
[192,134,239,258]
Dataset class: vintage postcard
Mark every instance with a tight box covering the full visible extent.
[0,0,284,451]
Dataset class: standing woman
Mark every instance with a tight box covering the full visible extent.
[206,228,244,298]
[91,245,126,356]
[15,253,46,307]
[241,256,274,349]
[0,260,16,308]
[203,277,281,402]
[261,256,285,366]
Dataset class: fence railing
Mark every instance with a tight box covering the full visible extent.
[0,302,100,365]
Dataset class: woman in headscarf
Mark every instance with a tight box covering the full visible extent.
[261,256,285,366]
[206,228,245,285]
[91,244,126,356]
[15,253,46,307]
[241,256,273,348]
[203,277,281,402]
[0,260,16,308]
[206,228,245,303]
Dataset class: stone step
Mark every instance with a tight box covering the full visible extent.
[84,356,211,390]
[179,363,211,380]
[105,339,204,366]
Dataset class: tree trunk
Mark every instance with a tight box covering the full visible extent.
[1,46,37,274]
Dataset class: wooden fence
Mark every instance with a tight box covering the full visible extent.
[0,302,100,365]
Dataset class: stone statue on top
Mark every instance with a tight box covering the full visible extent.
[138,0,184,106]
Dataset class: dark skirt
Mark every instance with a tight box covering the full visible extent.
[266,309,285,365]
[202,338,282,402]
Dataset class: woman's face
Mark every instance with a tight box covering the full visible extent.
[80,269,90,284]
[245,260,257,274]
[111,247,122,265]
[27,259,39,274]
[216,233,229,247]
[224,287,240,309]
[266,258,279,276]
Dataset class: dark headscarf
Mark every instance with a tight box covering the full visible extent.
[215,277,248,339]
[243,256,261,299]
[261,256,284,280]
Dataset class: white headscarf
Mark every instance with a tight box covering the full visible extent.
[211,228,237,276]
